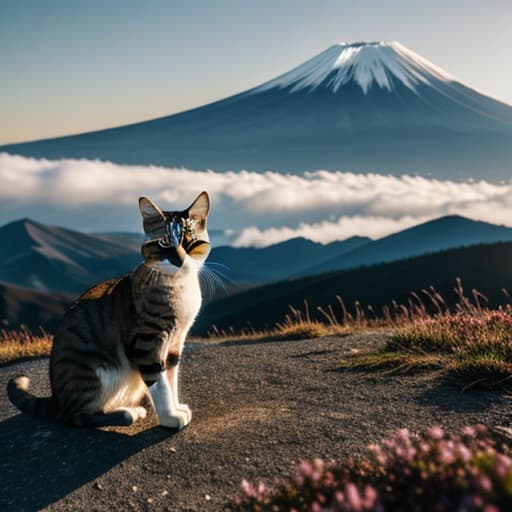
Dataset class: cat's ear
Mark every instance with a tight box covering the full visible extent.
[187,191,209,225]
[139,196,165,221]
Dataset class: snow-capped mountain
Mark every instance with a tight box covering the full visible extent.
[255,41,455,95]
[2,41,512,180]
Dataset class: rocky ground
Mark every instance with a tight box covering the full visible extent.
[0,331,510,511]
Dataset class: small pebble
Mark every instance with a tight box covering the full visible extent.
[132,485,138,492]
[162,490,169,496]
[205,494,212,501]
[169,447,177,452]
[94,483,104,491]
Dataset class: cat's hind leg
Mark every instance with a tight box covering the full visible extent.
[66,406,147,427]
[53,360,147,427]
[94,364,148,425]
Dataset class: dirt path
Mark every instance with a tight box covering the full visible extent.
[0,332,510,511]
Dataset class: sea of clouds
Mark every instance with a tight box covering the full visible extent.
[1,152,511,247]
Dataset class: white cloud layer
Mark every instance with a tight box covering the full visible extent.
[233,215,433,247]
[1,153,511,247]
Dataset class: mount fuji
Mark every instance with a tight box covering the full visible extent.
[3,41,512,179]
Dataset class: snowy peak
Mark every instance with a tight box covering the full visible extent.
[255,41,454,94]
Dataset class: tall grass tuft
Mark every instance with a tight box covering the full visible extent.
[206,300,349,343]
[0,326,53,365]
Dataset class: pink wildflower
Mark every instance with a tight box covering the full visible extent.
[428,426,444,440]
[311,501,322,512]
[345,483,362,511]
[476,475,493,492]
[240,479,255,497]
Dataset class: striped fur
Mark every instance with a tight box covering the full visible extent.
[7,192,210,428]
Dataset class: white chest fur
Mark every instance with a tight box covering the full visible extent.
[136,257,202,330]
[166,259,202,329]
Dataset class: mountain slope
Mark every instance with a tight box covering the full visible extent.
[194,241,512,335]
[0,219,141,295]
[0,281,71,332]
[2,42,512,179]
[299,215,512,276]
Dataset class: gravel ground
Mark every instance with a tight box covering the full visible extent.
[0,331,510,512]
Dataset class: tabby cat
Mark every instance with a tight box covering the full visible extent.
[7,192,210,429]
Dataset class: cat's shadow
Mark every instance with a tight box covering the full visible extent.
[0,413,173,512]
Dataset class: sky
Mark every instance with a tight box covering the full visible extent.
[2,0,512,145]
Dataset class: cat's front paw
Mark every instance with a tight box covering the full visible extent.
[158,410,190,430]
[176,403,192,423]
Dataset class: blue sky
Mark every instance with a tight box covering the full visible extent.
[2,0,511,144]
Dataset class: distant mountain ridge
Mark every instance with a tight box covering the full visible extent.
[298,215,512,276]
[2,41,512,179]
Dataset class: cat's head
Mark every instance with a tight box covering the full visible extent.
[138,192,210,268]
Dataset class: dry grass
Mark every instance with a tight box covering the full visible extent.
[201,279,492,343]
[203,301,350,343]
[0,326,53,365]
[340,279,512,390]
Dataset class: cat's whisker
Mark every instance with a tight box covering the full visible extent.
[199,269,215,300]
[199,271,216,301]
[200,268,220,299]
[203,263,232,286]
[204,262,232,282]
[199,263,230,300]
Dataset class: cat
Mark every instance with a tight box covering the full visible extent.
[7,192,210,429]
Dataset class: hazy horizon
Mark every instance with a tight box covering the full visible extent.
[2,0,511,144]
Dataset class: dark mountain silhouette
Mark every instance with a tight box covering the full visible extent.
[194,241,512,335]
[2,42,512,180]
[0,281,71,332]
[298,215,512,276]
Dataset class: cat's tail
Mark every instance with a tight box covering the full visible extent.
[7,376,58,418]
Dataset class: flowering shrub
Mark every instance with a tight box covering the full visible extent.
[233,426,512,511]
[339,307,512,390]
